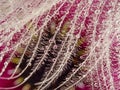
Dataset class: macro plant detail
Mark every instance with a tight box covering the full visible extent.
[0,0,120,90]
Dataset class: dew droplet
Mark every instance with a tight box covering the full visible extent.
[0,55,4,62]
[53,45,57,49]
[28,63,32,66]
[49,39,54,43]
[4,61,8,65]
[95,10,100,14]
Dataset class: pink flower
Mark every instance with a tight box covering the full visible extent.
[0,0,120,90]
